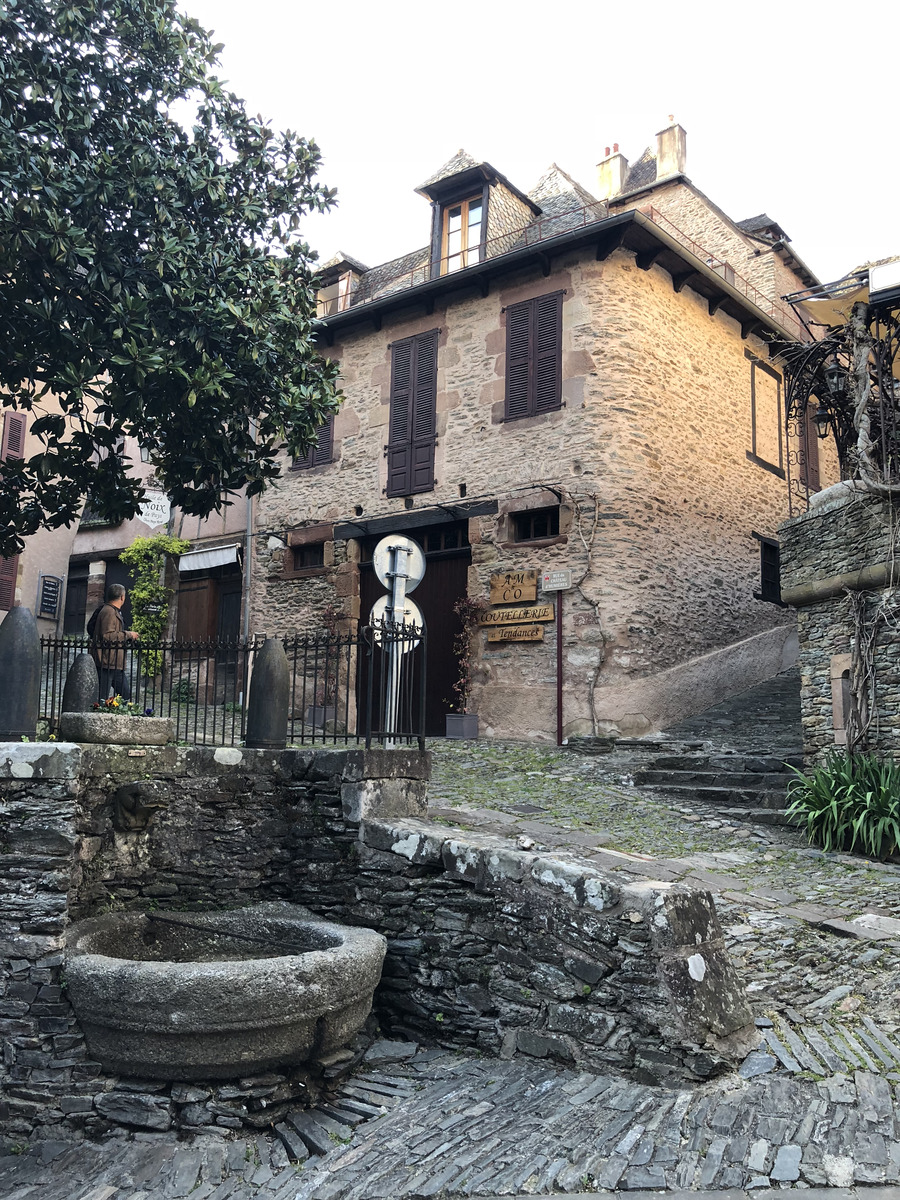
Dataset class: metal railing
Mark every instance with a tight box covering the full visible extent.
[641,206,807,339]
[39,625,426,749]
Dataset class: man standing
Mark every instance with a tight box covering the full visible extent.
[90,584,139,701]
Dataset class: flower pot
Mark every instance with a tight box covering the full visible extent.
[58,712,175,746]
[445,713,478,739]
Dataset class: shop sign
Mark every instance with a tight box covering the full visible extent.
[139,491,171,528]
[487,625,544,643]
[541,568,572,591]
[489,569,538,605]
[479,603,554,626]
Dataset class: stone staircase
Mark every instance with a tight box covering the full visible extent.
[620,739,802,824]
[579,671,805,825]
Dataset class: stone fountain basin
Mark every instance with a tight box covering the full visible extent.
[65,902,386,1080]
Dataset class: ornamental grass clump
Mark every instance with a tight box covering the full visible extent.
[786,751,900,860]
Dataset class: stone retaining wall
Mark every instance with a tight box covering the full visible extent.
[779,485,900,762]
[1,741,754,1143]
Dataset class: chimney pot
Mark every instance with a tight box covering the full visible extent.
[604,146,610,157]
[613,142,619,153]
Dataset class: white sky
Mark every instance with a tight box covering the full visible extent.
[182,0,898,287]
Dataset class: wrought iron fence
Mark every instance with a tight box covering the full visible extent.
[39,624,426,749]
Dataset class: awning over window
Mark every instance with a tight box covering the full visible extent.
[177,544,241,573]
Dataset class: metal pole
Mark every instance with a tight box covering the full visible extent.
[384,542,411,745]
[556,591,563,747]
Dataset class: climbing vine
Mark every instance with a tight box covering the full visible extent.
[450,595,490,714]
[119,534,190,673]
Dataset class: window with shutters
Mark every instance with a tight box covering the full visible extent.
[504,292,563,420]
[441,196,483,273]
[291,415,334,470]
[386,329,438,498]
[752,532,784,606]
[0,412,26,610]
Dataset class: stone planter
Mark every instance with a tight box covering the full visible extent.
[58,711,174,746]
[445,713,478,739]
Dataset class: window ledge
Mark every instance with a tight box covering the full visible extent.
[499,535,568,551]
[282,566,330,581]
[746,450,785,480]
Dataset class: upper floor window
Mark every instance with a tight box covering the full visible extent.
[745,350,784,479]
[442,196,483,273]
[511,506,560,543]
[386,330,438,497]
[505,291,563,420]
[291,415,334,470]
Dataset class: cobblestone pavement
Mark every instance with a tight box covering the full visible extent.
[4,1046,900,1198]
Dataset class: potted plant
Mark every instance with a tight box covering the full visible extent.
[446,595,489,739]
[58,695,175,746]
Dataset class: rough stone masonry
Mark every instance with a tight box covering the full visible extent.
[0,739,756,1143]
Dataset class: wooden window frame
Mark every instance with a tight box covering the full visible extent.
[291,415,334,471]
[504,291,564,421]
[745,350,785,479]
[751,531,784,606]
[511,506,560,544]
[385,329,438,498]
[440,194,485,274]
[282,524,333,579]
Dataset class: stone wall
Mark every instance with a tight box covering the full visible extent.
[1,740,756,1141]
[780,484,900,762]
[253,233,809,739]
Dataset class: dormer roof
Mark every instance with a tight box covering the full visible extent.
[415,149,541,215]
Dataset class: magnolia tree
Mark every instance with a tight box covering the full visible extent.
[0,0,340,557]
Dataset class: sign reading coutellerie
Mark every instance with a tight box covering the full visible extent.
[487,625,544,643]
[479,603,555,626]
[489,569,538,605]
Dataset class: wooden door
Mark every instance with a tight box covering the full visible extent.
[358,522,470,736]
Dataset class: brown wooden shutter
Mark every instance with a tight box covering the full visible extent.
[0,554,18,611]
[800,407,821,492]
[387,332,437,497]
[0,414,25,610]
[292,415,334,470]
[505,301,532,420]
[505,293,563,419]
[410,330,437,493]
[534,292,562,413]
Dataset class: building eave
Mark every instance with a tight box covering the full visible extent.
[316,208,803,348]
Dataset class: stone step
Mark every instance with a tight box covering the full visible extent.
[646,753,800,773]
[633,768,790,790]
[638,782,787,809]
[717,806,797,826]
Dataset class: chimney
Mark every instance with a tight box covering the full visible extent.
[596,143,629,201]
[656,118,686,179]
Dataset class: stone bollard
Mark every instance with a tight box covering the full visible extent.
[0,606,41,740]
[245,637,290,749]
[62,652,99,713]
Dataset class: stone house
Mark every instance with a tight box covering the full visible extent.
[253,125,830,740]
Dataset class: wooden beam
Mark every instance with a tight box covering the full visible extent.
[635,245,665,271]
[741,317,761,340]
[596,227,628,261]
[371,312,382,332]
[537,251,551,278]
[708,295,725,317]
[424,296,435,316]
[476,274,490,298]
[671,270,696,293]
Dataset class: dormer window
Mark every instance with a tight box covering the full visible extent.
[316,253,368,317]
[442,196,483,272]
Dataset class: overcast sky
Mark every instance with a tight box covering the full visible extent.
[181,0,898,288]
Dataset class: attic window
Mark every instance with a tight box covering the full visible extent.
[442,197,483,273]
[317,271,356,316]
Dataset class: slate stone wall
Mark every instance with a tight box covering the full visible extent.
[780,486,900,763]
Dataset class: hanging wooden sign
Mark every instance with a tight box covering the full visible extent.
[479,603,554,626]
[487,625,544,643]
[489,569,538,605]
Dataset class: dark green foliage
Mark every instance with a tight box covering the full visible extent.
[0,0,340,555]
[786,751,900,859]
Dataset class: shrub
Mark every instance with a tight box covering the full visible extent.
[786,751,900,860]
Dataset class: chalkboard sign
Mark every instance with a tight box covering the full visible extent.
[38,575,63,619]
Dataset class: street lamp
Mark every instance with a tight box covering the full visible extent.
[811,406,832,440]
[823,359,849,400]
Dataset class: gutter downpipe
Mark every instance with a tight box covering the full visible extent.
[242,419,257,643]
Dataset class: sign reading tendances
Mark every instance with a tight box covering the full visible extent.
[487,626,544,642]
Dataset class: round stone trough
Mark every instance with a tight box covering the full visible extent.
[65,902,387,1080]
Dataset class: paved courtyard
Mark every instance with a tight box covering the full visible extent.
[5,675,900,1197]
